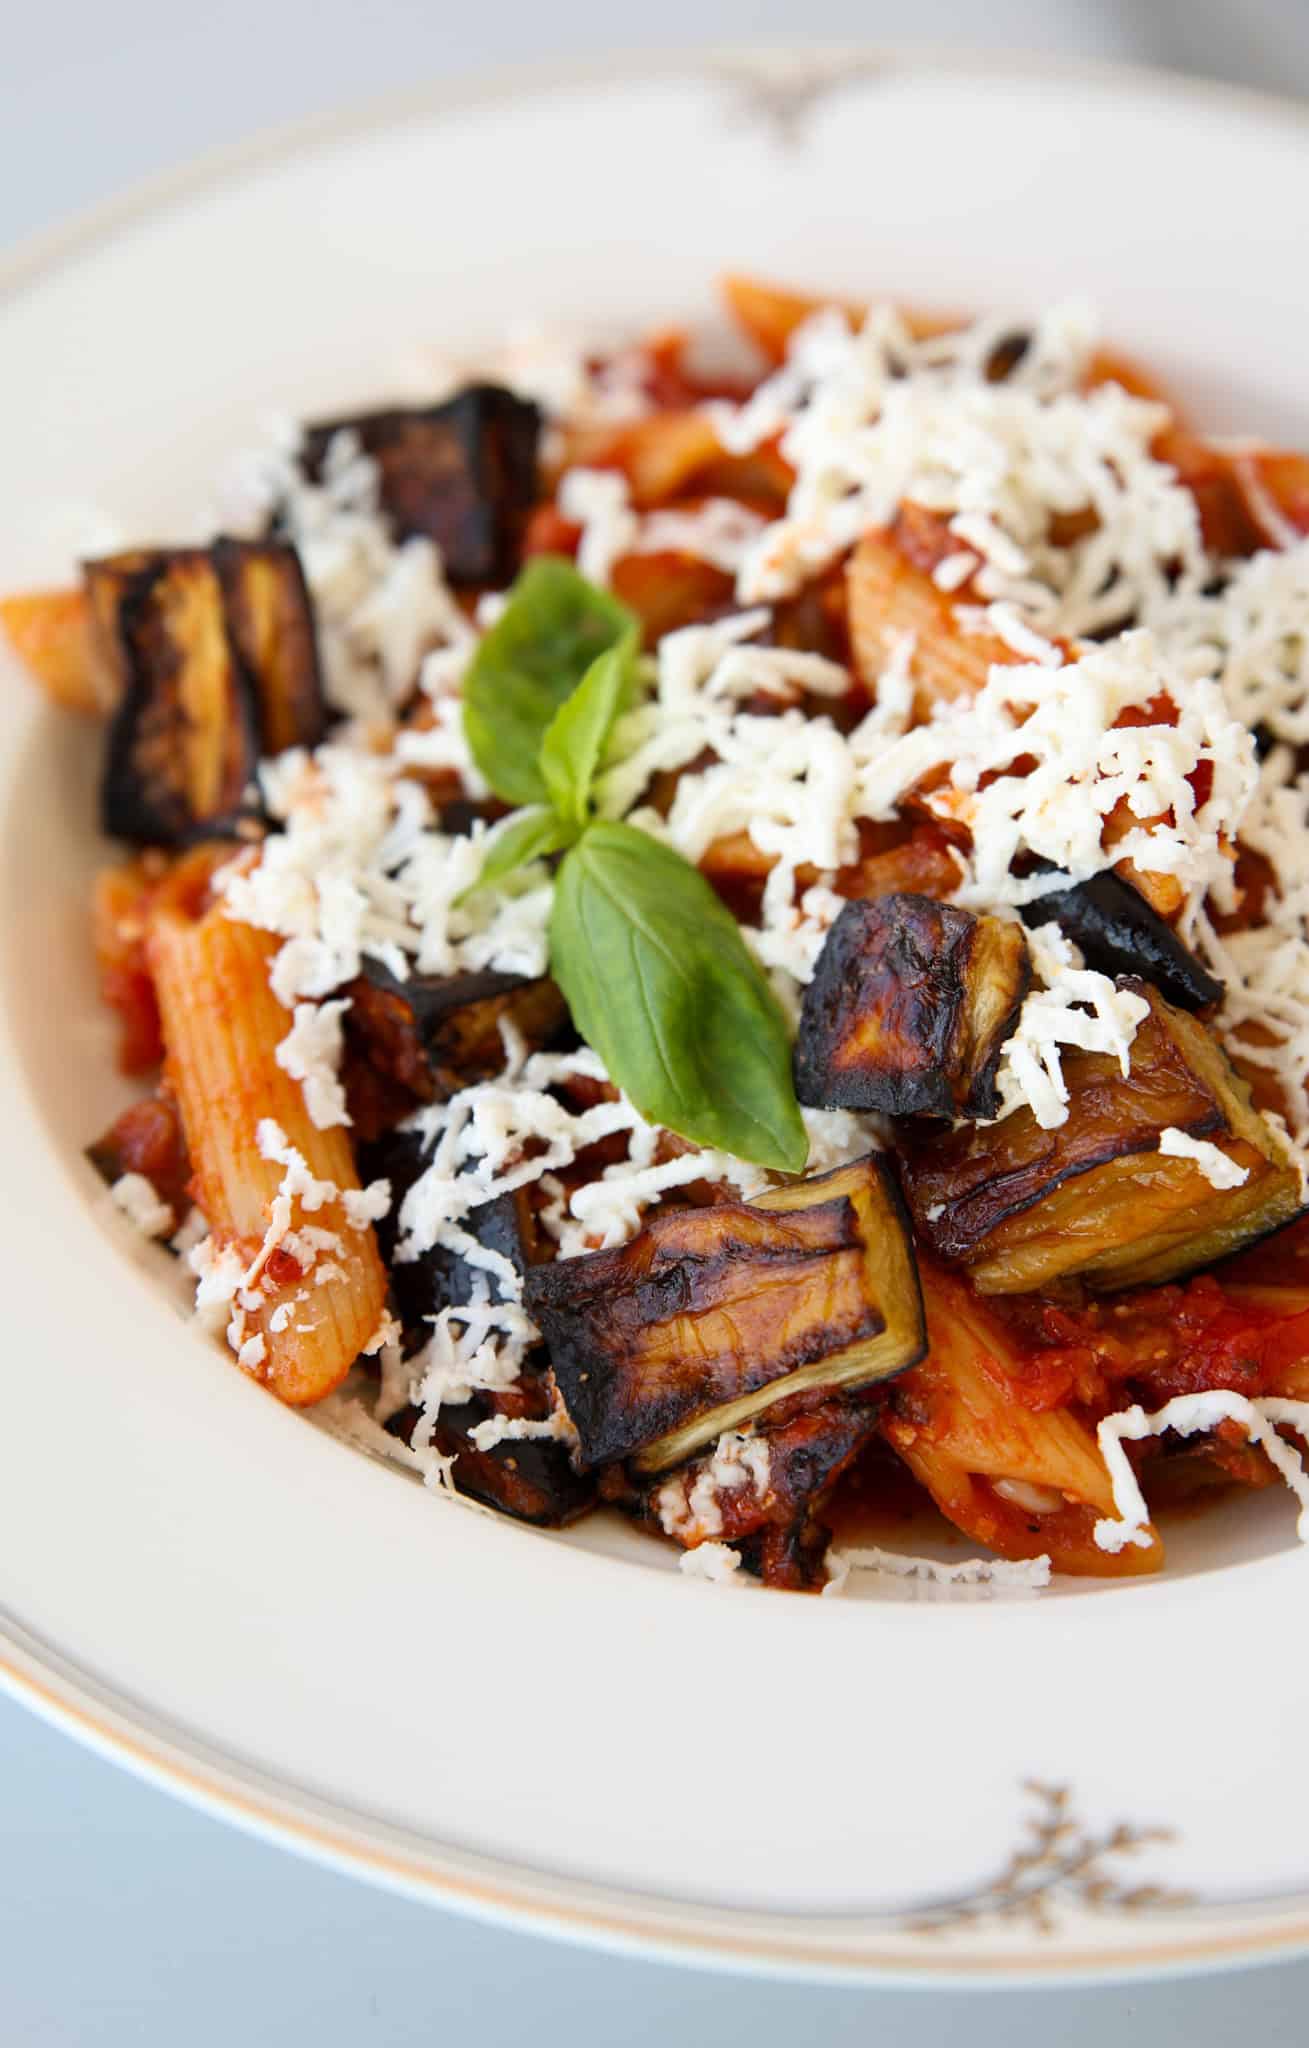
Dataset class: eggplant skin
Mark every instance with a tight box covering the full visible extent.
[795,894,1030,1120]
[1022,868,1223,1012]
[527,1156,926,1473]
[211,537,327,755]
[96,551,261,845]
[900,983,1303,1292]
[90,540,325,846]
[301,384,541,586]
[350,961,569,1103]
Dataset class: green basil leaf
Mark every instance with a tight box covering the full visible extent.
[549,822,809,1172]
[462,557,637,807]
[466,807,578,900]
[539,631,638,829]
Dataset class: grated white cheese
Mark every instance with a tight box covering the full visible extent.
[678,1541,749,1585]
[655,1429,773,1542]
[822,1546,1052,1596]
[230,423,475,723]
[216,747,553,1009]
[169,1206,209,1257]
[559,466,771,587]
[638,499,768,576]
[990,924,1151,1130]
[317,1374,458,1493]
[558,468,639,586]
[1152,536,1309,748]
[467,1409,574,1453]
[1157,1127,1250,1190]
[1094,1391,1309,1553]
[711,299,1207,638]
[108,1172,174,1241]
[274,998,352,1130]
[854,631,1255,921]
[386,323,656,435]
[187,1236,249,1337]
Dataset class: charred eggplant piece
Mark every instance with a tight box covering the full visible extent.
[795,895,1030,1119]
[365,1138,591,1526]
[1022,868,1222,1013]
[83,550,159,709]
[301,384,541,585]
[91,540,325,846]
[630,1391,882,1591]
[386,1381,593,1528]
[361,1125,550,1349]
[212,538,326,754]
[350,962,568,1104]
[96,550,260,845]
[527,1157,926,1473]
[900,985,1303,1292]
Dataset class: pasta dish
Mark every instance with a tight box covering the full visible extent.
[8,275,1309,1594]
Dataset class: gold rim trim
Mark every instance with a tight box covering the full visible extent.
[6,40,1309,1983]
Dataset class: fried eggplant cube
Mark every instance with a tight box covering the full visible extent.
[301,383,542,586]
[212,537,326,754]
[526,1156,926,1473]
[95,550,260,845]
[1022,868,1222,1013]
[628,1390,883,1591]
[386,1386,593,1528]
[795,894,1031,1120]
[900,984,1303,1293]
[91,539,325,846]
[350,962,569,1103]
[367,1139,591,1528]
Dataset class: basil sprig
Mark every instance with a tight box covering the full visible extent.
[551,824,808,1171]
[462,557,636,807]
[540,638,636,830]
[462,560,808,1173]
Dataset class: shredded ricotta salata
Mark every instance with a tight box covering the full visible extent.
[1095,1393,1309,1553]
[822,1547,1053,1595]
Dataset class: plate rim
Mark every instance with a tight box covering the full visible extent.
[7,38,1309,1986]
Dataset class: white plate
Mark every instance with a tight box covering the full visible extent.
[4,47,1309,1986]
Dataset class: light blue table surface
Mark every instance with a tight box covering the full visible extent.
[7,3,1309,2040]
[6,1693,1309,2048]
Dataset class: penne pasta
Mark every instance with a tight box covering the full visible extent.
[847,524,1020,720]
[614,411,729,506]
[0,586,105,716]
[720,274,962,364]
[883,1268,1164,1575]
[147,899,387,1406]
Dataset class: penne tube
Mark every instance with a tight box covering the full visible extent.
[0,586,106,716]
[720,274,963,364]
[615,411,728,506]
[847,525,1020,722]
[883,1267,1164,1576]
[147,900,387,1405]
